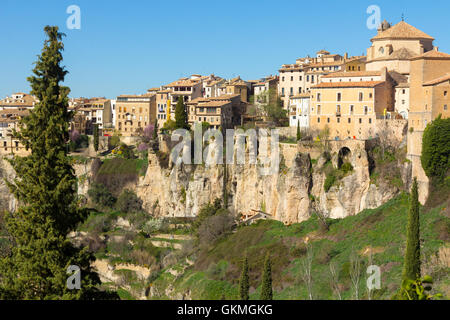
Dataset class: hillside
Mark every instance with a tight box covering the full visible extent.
[73,192,449,300]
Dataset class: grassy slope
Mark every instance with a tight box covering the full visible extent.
[152,193,449,300]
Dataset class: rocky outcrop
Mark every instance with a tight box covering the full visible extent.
[136,139,410,224]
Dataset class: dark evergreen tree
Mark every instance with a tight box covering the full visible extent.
[153,119,158,140]
[399,178,421,299]
[0,26,116,300]
[239,256,250,300]
[93,123,99,151]
[175,96,189,129]
[260,253,273,300]
[296,120,301,141]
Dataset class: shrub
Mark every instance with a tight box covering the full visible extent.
[340,162,353,174]
[88,183,116,208]
[421,115,450,182]
[141,218,168,236]
[324,173,336,192]
[197,211,234,246]
[116,189,143,213]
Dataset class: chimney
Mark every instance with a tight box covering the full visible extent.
[344,52,348,60]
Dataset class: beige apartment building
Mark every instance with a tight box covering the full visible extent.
[407,49,450,202]
[0,92,38,110]
[0,109,29,156]
[253,76,278,106]
[115,93,156,137]
[278,51,347,109]
[309,69,396,140]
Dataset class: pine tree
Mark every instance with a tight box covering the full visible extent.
[400,178,421,299]
[296,120,301,141]
[260,253,273,300]
[175,96,189,129]
[239,256,250,300]
[0,26,114,300]
[93,123,99,151]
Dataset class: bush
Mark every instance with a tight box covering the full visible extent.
[324,173,336,192]
[116,189,143,213]
[198,212,234,246]
[88,183,116,208]
[69,134,89,152]
[141,218,168,236]
[421,115,450,182]
[340,162,353,174]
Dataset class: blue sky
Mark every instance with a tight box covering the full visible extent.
[1,0,449,99]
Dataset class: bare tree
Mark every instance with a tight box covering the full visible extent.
[349,249,362,300]
[311,197,329,232]
[301,241,314,300]
[329,261,342,300]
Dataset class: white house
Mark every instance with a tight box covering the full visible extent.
[289,93,310,129]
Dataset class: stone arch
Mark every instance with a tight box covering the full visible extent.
[337,146,351,169]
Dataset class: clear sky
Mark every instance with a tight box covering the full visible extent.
[1,0,449,99]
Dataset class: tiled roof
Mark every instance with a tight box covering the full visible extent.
[371,21,434,41]
[311,81,384,89]
[198,100,231,107]
[423,73,450,86]
[411,50,450,60]
[321,71,381,78]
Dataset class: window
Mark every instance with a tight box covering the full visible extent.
[350,105,354,114]
[299,87,302,94]
[337,118,340,123]
[281,88,285,95]
[307,75,310,82]
[317,105,321,115]
[336,105,341,114]
[348,118,351,123]
[402,89,406,94]
[282,77,285,82]
[291,76,293,81]
[364,106,368,115]
[311,75,315,84]
[327,118,330,123]
[369,118,372,124]
[444,91,448,96]
[369,93,373,99]
[317,93,321,102]
[359,92,363,101]
[299,76,302,81]
[359,118,362,124]
[337,93,341,102]
[317,118,320,123]
[444,104,448,110]
[290,87,293,95]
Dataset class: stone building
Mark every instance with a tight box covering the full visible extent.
[309,68,396,140]
[407,49,450,203]
[115,93,156,137]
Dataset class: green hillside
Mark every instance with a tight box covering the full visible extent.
[148,193,449,300]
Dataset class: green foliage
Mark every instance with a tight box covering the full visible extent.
[296,121,301,141]
[262,97,288,126]
[162,119,177,132]
[0,26,115,300]
[193,199,223,231]
[402,178,421,282]
[421,115,450,182]
[115,143,135,159]
[398,276,442,300]
[153,119,158,140]
[175,96,189,130]
[110,132,121,149]
[260,253,273,300]
[340,162,353,174]
[93,124,99,151]
[239,256,250,300]
[88,183,116,208]
[324,172,337,192]
[116,189,143,213]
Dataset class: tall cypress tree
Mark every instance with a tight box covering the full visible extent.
[402,178,421,282]
[239,256,250,300]
[175,96,188,129]
[0,26,111,300]
[260,253,273,300]
[296,120,301,141]
[93,123,99,151]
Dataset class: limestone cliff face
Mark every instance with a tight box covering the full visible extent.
[136,140,409,224]
[0,158,17,212]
